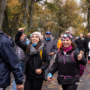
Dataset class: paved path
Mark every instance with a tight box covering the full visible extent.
[6,58,90,90]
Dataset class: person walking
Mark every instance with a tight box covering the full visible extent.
[12,32,27,90]
[15,27,50,90]
[42,31,58,80]
[47,32,87,90]
[75,33,86,56]
[0,30,23,90]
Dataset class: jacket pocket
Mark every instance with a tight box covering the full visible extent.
[57,76,61,84]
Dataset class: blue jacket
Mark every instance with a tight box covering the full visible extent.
[0,31,23,88]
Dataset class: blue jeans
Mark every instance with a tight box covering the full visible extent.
[12,62,24,90]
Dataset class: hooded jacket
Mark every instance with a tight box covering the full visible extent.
[50,49,87,85]
[15,31,50,79]
[0,31,23,88]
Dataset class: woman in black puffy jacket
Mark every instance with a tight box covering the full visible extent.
[47,32,87,90]
[15,27,50,90]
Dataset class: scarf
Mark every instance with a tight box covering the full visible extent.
[63,45,72,52]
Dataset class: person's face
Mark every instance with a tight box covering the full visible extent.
[61,34,63,39]
[46,34,51,38]
[80,34,83,38]
[20,33,26,40]
[62,39,72,48]
[53,37,55,39]
[8,36,11,38]
[87,33,90,38]
[31,34,40,44]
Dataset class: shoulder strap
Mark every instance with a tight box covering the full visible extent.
[70,51,76,63]
[40,49,45,64]
[40,49,42,60]
[58,51,61,58]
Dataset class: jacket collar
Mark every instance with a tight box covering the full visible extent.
[0,30,4,34]
[29,43,44,55]
[79,37,84,40]
[45,38,51,41]
[61,48,75,55]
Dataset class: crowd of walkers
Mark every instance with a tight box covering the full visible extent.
[0,28,90,90]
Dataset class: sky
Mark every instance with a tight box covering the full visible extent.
[77,0,80,3]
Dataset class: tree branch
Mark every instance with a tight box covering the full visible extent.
[18,0,23,3]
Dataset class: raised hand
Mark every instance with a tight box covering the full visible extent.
[18,27,25,32]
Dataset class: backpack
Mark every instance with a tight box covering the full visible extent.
[58,51,89,77]
[40,49,44,64]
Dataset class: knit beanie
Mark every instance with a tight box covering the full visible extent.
[32,32,41,40]
[63,33,73,41]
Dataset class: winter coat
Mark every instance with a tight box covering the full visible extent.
[15,31,50,79]
[42,38,58,54]
[50,49,87,85]
[9,38,14,47]
[75,38,86,51]
[15,37,27,62]
[0,31,23,88]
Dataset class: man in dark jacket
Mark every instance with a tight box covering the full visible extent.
[75,33,86,56]
[42,31,58,57]
[42,31,58,80]
[12,32,28,90]
[0,31,23,90]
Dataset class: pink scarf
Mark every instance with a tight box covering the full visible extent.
[63,45,72,52]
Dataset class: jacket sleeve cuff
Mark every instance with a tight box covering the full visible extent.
[16,81,23,85]
[40,67,45,71]
[47,73,53,78]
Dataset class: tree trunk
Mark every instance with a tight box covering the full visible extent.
[0,0,7,30]
[28,0,34,32]
[23,0,30,26]
[2,7,9,34]
[88,7,90,32]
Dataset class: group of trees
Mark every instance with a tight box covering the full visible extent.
[0,0,89,36]
[83,0,90,32]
